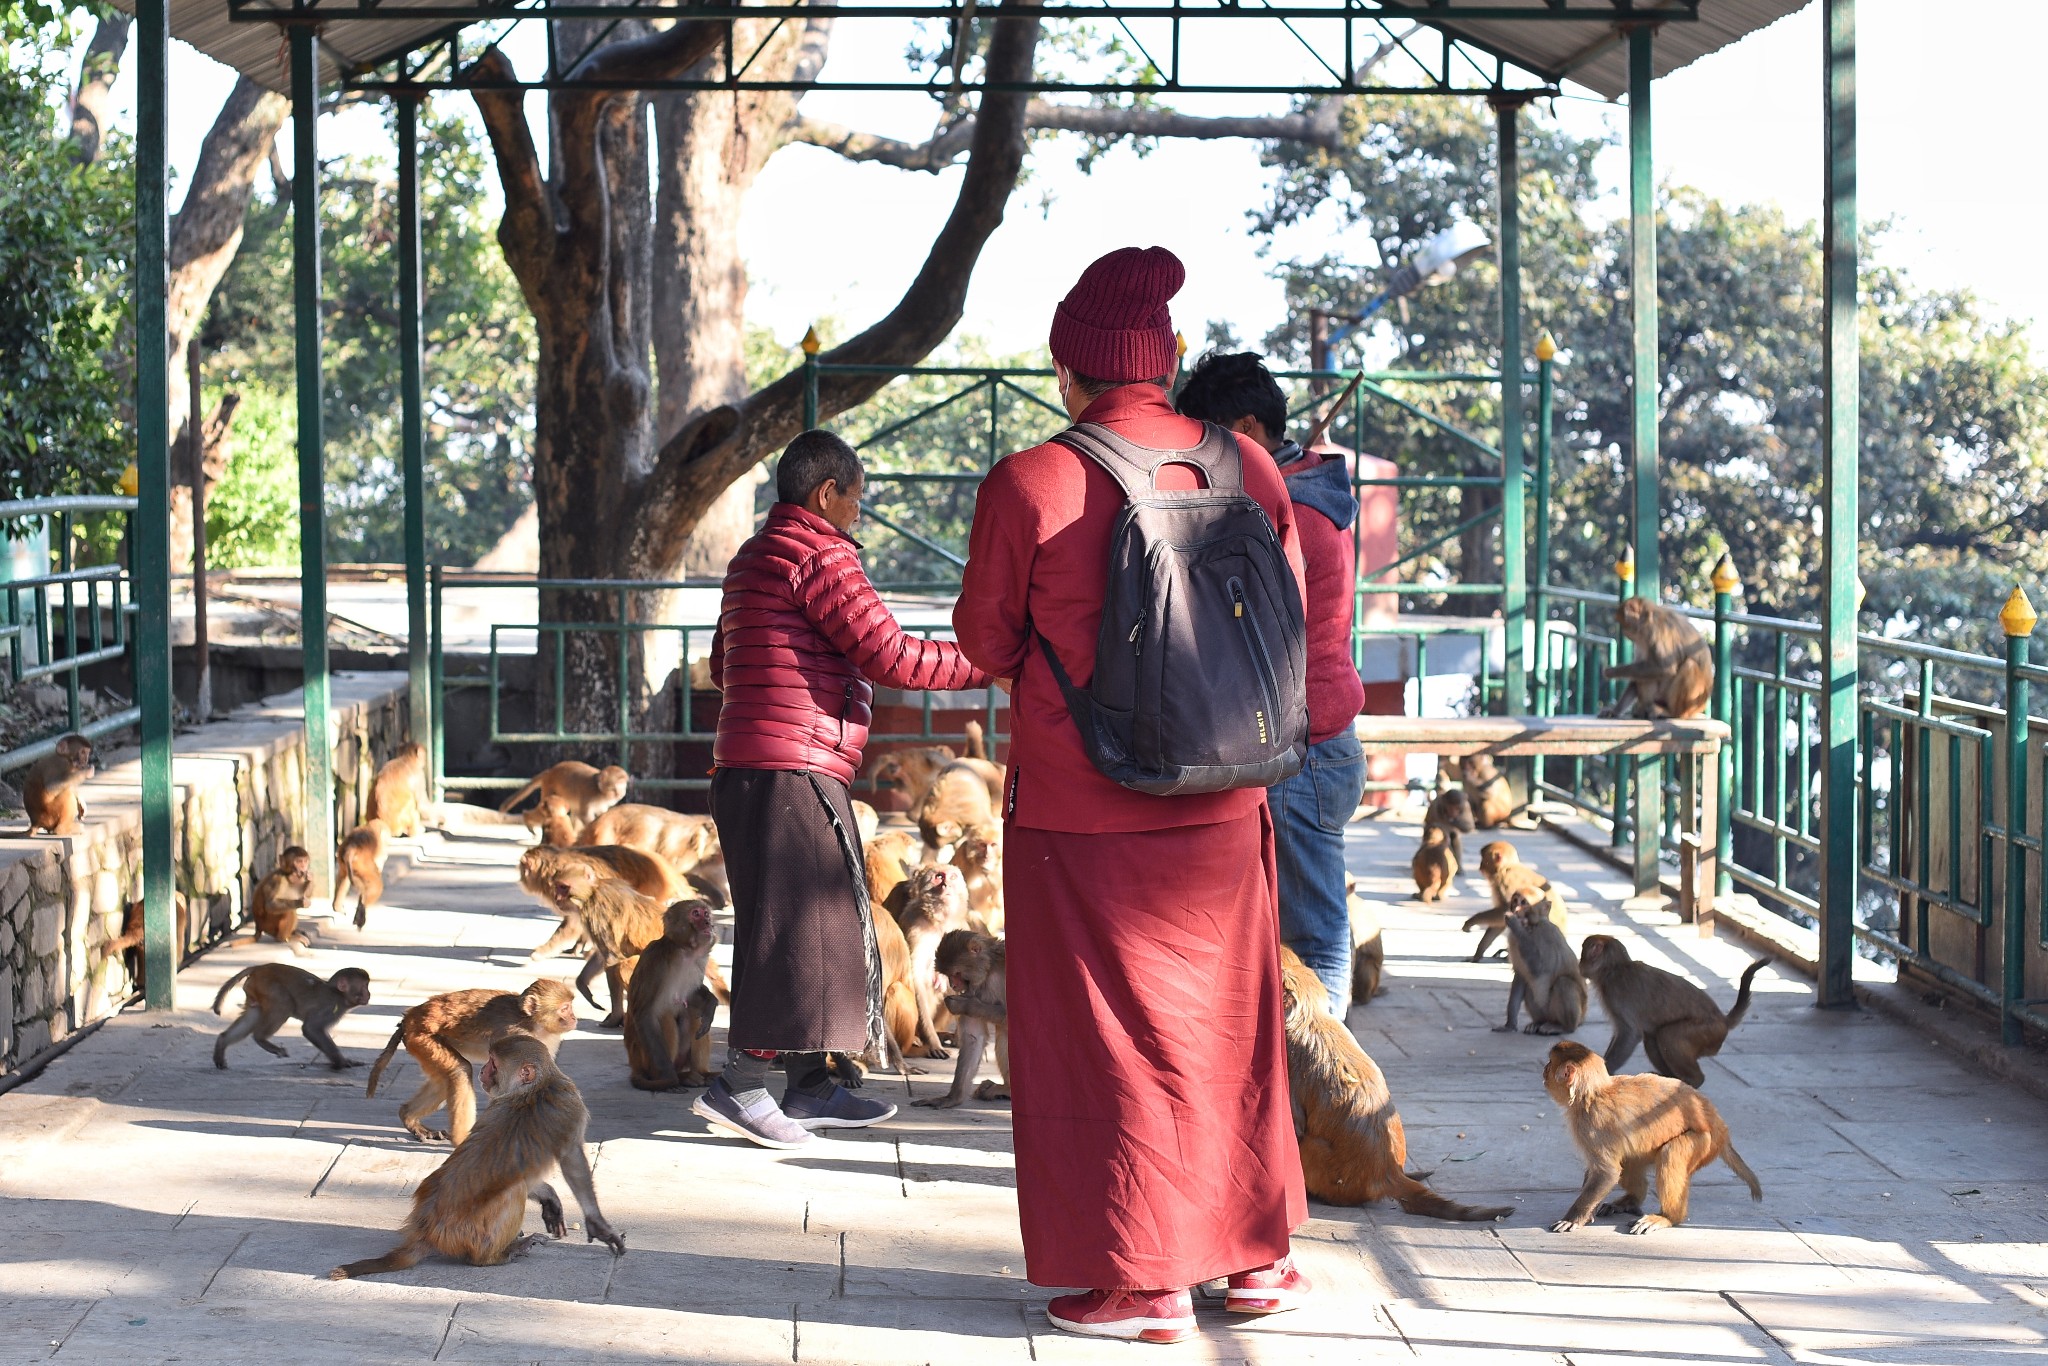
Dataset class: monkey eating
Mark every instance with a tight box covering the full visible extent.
[1279,948,1511,1221]
[624,900,720,1091]
[1411,824,1456,903]
[1579,935,1770,1087]
[892,862,972,1059]
[251,845,316,954]
[212,963,372,1070]
[1600,597,1713,721]
[1542,1040,1761,1234]
[331,1032,625,1279]
[499,761,631,829]
[365,977,579,1144]
[914,929,1008,1109]
[366,741,432,839]
[21,733,95,836]
[336,818,390,930]
[1496,891,1586,1036]
[1463,841,1560,962]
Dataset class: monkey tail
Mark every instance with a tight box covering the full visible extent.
[963,719,987,760]
[498,777,542,814]
[211,966,257,1016]
[1392,1175,1513,1223]
[364,1023,406,1098]
[1721,956,1772,1031]
[328,1241,424,1281]
[1720,1141,1763,1201]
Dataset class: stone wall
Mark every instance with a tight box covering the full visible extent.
[0,672,409,1079]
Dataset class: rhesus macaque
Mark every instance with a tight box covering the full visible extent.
[366,977,578,1144]
[864,828,924,910]
[1464,841,1561,962]
[1497,891,1586,1036]
[21,733,95,835]
[331,1032,626,1279]
[1422,786,1475,868]
[892,862,971,1060]
[1579,935,1770,1087]
[1461,754,1514,829]
[624,900,719,1091]
[952,821,1004,934]
[1411,825,1456,903]
[366,741,432,839]
[957,719,1007,801]
[1279,948,1511,1220]
[1347,875,1384,1005]
[1600,597,1713,721]
[251,845,315,954]
[851,800,881,844]
[865,745,958,806]
[915,929,1008,1109]
[1543,1040,1760,1234]
[109,893,190,995]
[578,803,720,877]
[549,865,730,1029]
[525,797,583,847]
[911,763,996,852]
[212,963,372,1070]
[519,844,688,964]
[498,761,632,827]
[866,897,926,1072]
[336,819,390,930]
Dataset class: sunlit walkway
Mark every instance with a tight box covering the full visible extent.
[2,813,2045,1363]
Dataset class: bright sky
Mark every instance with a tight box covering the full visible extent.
[123,1,2048,362]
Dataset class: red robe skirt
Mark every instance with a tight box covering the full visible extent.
[1006,805,1307,1290]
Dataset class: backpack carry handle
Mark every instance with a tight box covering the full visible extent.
[1051,422,1245,499]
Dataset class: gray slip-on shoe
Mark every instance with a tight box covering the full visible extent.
[691,1077,814,1149]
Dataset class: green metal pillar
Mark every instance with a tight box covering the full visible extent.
[398,94,430,756]
[1531,334,1556,716]
[292,29,336,900]
[1817,0,1860,1005]
[1494,97,1527,718]
[1711,553,1739,902]
[1628,24,1662,898]
[134,0,176,1009]
[2000,588,2036,1046]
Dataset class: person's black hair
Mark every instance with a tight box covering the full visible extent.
[1066,370,1171,405]
[775,429,864,505]
[1174,351,1288,442]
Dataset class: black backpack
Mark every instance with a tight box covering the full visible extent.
[1037,421,1309,796]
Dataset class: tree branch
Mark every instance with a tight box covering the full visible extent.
[67,14,130,164]
[467,47,556,301]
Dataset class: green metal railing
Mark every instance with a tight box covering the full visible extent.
[0,496,143,776]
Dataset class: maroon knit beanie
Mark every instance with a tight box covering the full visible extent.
[1049,246,1185,382]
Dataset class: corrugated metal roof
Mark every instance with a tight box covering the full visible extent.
[107,0,459,94]
[1430,0,1812,102]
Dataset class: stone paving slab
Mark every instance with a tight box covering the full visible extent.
[2,808,2046,1362]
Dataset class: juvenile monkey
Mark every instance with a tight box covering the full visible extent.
[331,1032,625,1279]
[21,733,95,835]
[1543,1040,1760,1234]
[952,821,1004,934]
[865,828,924,910]
[624,900,719,1091]
[911,762,996,852]
[1280,948,1511,1220]
[212,963,372,1070]
[336,818,390,930]
[1579,935,1769,1087]
[1422,786,1475,868]
[525,797,584,847]
[576,804,721,878]
[366,742,432,839]
[892,862,971,1059]
[1411,824,1456,903]
[365,977,578,1145]
[251,845,315,953]
[109,893,191,995]
[498,761,631,826]
[548,865,733,1028]
[1348,875,1384,1005]
[1460,754,1514,829]
[519,844,688,970]
[1601,597,1713,721]
[914,929,1008,1109]
[1497,891,1586,1036]
[1463,841,1560,961]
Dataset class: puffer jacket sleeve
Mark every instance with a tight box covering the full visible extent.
[794,541,992,692]
[709,625,726,691]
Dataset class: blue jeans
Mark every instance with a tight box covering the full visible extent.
[1268,731,1367,1016]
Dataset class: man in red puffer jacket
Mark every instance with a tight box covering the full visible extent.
[693,430,991,1150]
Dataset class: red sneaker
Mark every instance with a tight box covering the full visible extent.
[1225,1256,1312,1314]
[1044,1288,1197,1343]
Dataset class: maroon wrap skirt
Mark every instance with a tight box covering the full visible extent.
[1005,806,1307,1290]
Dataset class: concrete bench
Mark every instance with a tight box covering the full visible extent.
[1352,715,1730,934]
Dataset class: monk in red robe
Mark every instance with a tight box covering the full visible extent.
[954,246,1311,1344]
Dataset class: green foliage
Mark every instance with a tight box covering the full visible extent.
[0,57,131,502]
[202,103,533,567]
[203,386,299,569]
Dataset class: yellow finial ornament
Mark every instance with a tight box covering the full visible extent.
[2000,586,2037,638]
[1534,330,1558,363]
[1710,552,1739,596]
[1615,544,1635,583]
[118,463,138,497]
[1855,577,1868,611]
[800,326,821,356]
[1175,331,1188,359]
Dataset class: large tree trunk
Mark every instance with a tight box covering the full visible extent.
[67,15,128,164]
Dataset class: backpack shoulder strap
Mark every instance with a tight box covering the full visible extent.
[1051,421,1246,497]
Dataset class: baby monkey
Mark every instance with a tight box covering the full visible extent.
[914,929,1008,1109]
[251,845,316,954]
[213,963,372,1070]
[22,733,95,835]
[625,900,720,1092]
[1543,1040,1760,1234]
[331,1032,625,1279]
[1411,824,1456,903]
